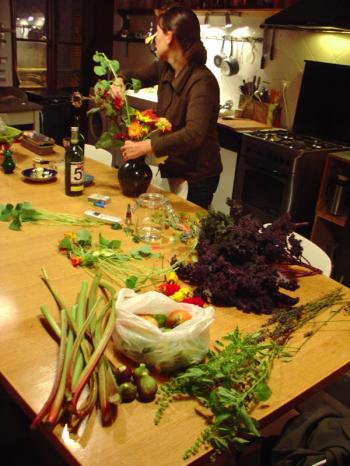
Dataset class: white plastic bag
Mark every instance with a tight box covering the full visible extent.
[113,288,215,373]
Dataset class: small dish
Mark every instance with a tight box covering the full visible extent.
[22,167,57,183]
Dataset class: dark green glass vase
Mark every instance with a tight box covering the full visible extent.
[117,156,152,197]
[2,149,16,174]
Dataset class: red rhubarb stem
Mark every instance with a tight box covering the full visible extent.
[31,309,68,429]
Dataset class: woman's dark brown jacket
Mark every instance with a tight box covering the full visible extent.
[122,60,222,182]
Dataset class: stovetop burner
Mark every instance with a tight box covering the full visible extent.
[247,129,348,152]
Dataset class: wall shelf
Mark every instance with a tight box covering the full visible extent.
[116,8,280,16]
[311,151,350,281]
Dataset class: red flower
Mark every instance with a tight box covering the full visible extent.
[114,133,127,140]
[181,296,205,307]
[159,283,181,296]
[70,256,81,267]
[113,95,123,110]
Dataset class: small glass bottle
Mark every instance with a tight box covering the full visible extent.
[133,193,167,243]
[65,126,84,196]
[2,149,16,174]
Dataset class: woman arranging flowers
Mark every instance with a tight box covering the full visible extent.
[118,6,222,209]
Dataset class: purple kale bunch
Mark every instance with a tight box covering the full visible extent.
[173,203,319,314]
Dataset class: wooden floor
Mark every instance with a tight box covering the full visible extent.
[1,372,349,466]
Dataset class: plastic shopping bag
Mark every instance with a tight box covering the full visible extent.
[113,288,215,373]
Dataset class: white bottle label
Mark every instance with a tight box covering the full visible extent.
[69,161,84,191]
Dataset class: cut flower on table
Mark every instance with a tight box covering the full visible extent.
[58,229,175,290]
[158,271,205,307]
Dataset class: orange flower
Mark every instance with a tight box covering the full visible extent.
[70,256,81,267]
[127,120,147,140]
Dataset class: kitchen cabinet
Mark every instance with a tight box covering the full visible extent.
[0,1,14,86]
[13,0,114,93]
[311,151,350,282]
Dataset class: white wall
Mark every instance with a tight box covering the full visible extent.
[114,9,350,129]
[197,11,350,128]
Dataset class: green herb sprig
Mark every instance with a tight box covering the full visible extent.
[0,202,103,231]
[260,287,347,346]
[155,329,287,461]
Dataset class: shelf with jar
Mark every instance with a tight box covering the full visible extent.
[311,151,350,262]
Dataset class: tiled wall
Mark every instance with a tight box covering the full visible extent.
[114,9,350,129]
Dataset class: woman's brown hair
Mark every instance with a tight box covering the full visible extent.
[158,7,207,65]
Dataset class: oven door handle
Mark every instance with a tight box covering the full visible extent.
[245,162,288,179]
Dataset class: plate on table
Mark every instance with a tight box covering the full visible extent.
[22,167,57,183]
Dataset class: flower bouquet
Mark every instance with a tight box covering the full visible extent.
[72,51,172,196]
[85,51,171,150]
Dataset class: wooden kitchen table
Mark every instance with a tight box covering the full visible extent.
[1,144,350,466]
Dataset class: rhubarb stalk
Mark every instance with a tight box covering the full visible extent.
[71,281,89,388]
[70,301,116,412]
[31,309,68,429]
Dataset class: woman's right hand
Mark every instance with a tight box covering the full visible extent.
[121,139,153,161]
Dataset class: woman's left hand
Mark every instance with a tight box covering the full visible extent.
[121,140,152,161]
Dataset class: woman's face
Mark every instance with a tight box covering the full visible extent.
[155,24,171,61]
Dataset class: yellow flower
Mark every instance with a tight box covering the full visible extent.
[171,287,192,302]
[63,232,77,241]
[155,117,172,133]
[135,110,155,124]
[166,271,179,283]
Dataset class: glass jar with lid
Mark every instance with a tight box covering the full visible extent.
[133,193,167,242]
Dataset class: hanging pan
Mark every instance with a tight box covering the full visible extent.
[214,37,226,68]
[221,37,239,77]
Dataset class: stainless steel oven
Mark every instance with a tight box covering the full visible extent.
[233,60,350,237]
[233,130,339,236]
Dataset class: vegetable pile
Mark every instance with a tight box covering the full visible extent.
[173,202,321,313]
[58,229,174,290]
[0,202,103,231]
[32,270,158,431]
[32,270,119,429]
[115,363,158,403]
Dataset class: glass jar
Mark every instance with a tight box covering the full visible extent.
[133,193,167,243]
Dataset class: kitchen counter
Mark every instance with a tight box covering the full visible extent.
[217,117,271,131]
[1,144,350,466]
[127,89,272,132]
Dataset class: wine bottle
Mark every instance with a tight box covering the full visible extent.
[74,115,85,150]
[65,126,84,196]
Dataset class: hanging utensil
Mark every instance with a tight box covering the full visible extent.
[214,37,226,68]
[270,29,276,61]
[221,37,239,77]
[260,26,269,70]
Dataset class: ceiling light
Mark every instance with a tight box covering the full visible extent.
[224,12,232,28]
